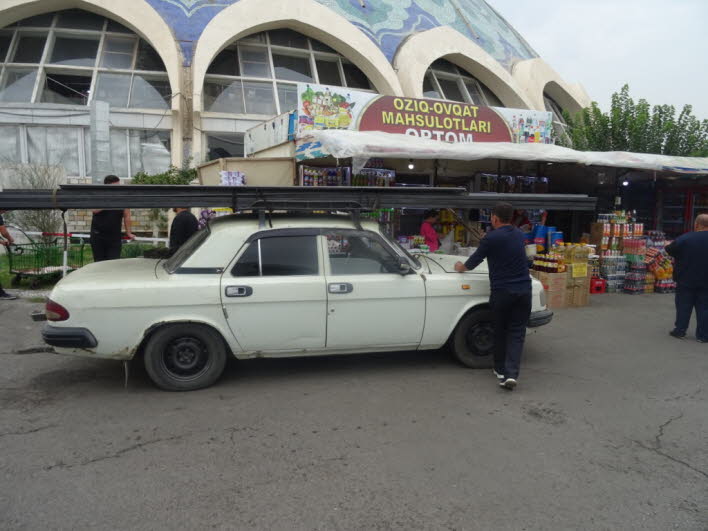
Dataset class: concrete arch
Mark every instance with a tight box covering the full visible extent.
[512,58,590,115]
[394,26,534,110]
[192,0,403,112]
[0,0,183,103]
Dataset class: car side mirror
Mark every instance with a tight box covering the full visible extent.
[398,257,412,275]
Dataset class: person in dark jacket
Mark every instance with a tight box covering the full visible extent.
[169,208,199,254]
[0,210,16,300]
[90,175,135,262]
[454,202,532,390]
[666,214,708,343]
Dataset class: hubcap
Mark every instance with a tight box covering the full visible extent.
[466,322,495,355]
[161,336,211,381]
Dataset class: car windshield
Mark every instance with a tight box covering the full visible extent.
[380,231,421,269]
[163,228,210,273]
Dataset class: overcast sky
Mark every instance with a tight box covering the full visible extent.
[490,0,708,120]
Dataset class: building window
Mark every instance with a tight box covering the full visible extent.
[203,29,373,116]
[206,133,244,160]
[0,125,21,163]
[110,129,171,178]
[0,125,169,180]
[423,59,504,107]
[0,125,87,176]
[0,10,170,109]
[543,93,570,143]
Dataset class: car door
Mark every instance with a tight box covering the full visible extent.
[221,231,327,353]
[323,229,426,349]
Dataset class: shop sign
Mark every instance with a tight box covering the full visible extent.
[296,83,554,146]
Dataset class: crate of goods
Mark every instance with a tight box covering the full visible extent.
[566,269,592,307]
[532,270,568,309]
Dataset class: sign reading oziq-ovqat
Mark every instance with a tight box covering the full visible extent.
[296,83,554,145]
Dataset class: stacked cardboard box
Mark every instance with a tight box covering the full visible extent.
[565,266,592,307]
[532,270,567,309]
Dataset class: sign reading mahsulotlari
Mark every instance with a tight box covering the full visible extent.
[296,83,554,145]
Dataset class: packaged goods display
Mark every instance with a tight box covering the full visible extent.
[600,250,627,293]
[645,248,676,292]
[531,242,593,309]
[646,230,669,250]
[352,168,396,187]
[300,166,351,187]
[362,208,396,238]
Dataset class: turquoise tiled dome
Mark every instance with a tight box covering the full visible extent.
[145,0,537,69]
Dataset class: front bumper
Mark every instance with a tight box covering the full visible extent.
[528,309,553,328]
[42,325,98,349]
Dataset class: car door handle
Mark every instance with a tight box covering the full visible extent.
[328,282,353,294]
[225,285,253,297]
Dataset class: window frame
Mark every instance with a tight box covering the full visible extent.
[231,229,322,278]
[543,93,570,144]
[0,11,170,109]
[324,228,417,276]
[424,59,503,108]
[203,30,373,116]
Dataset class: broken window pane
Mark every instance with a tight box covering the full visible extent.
[41,72,92,105]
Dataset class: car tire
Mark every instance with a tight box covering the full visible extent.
[450,309,495,369]
[143,323,227,391]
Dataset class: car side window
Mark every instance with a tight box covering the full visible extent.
[327,231,400,275]
[232,235,319,277]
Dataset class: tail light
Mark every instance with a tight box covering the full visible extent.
[46,300,70,322]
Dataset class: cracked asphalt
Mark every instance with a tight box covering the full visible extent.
[1,294,707,530]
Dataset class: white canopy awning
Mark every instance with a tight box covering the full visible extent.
[303,129,708,176]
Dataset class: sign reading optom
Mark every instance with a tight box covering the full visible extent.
[357,96,512,143]
[295,83,555,151]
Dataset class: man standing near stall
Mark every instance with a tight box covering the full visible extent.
[169,207,199,255]
[0,210,17,300]
[90,175,135,262]
[666,213,708,343]
[454,202,532,390]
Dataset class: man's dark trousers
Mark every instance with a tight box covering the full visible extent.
[490,289,532,379]
[674,286,708,341]
[91,237,121,262]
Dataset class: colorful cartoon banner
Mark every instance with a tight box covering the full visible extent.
[296,83,554,160]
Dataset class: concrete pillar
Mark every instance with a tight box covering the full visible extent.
[90,100,111,183]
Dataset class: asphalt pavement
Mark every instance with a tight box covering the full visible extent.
[0,294,706,530]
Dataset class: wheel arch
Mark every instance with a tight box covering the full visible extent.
[444,302,492,345]
[135,319,237,360]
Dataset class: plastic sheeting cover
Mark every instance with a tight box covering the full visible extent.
[303,129,708,175]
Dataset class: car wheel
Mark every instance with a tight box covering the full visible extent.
[451,309,495,369]
[143,324,227,391]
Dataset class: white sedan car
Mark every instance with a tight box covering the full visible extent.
[41,214,552,391]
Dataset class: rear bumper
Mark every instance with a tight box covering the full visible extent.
[528,309,553,328]
[42,325,98,349]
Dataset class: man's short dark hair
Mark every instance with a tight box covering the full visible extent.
[493,202,514,224]
[104,175,120,184]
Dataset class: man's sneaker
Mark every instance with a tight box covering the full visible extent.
[493,370,504,380]
[0,292,17,300]
[499,378,517,390]
[669,330,686,339]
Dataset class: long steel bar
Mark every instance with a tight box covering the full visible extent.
[0,186,597,211]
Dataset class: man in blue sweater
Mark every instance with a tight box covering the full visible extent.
[666,214,708,343]
[454,202,531,390]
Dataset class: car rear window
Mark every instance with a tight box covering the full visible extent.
[164,228,209,273]
[232,235,319,276]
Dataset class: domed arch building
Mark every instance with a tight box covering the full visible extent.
[0,0,589,197]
